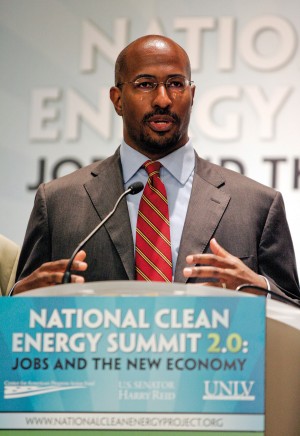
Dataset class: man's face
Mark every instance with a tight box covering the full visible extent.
[110,39,195,159]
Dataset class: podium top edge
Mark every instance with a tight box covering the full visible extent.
[13,280,252,298]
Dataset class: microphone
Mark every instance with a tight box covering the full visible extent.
[236,284,300,308]
[62,181,144,284]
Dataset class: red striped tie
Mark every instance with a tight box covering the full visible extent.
[135,160,172,282]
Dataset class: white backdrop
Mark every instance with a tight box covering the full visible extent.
[1,0,300,268]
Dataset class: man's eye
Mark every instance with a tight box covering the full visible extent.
[168,80,184,88]
[135,81,155,89]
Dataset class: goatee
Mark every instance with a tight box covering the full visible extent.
[138,108,181,155]
[138,131,181,155]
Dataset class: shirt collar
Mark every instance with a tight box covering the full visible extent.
[120,139,195,185]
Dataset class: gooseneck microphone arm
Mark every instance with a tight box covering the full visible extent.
[62,181,144,284]
[236,284,300,308]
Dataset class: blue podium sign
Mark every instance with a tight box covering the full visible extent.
[0,295,265,434]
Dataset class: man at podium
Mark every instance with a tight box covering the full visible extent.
[12,35,300,301]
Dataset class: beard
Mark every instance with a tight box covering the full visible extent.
[128,109,183,156]
[138,129,181,155]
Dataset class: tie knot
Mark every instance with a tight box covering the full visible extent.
[143,160,161,177]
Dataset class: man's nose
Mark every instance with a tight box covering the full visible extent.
[151,83,173,108]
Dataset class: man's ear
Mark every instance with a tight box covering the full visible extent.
[191,84,196,107]
[110,86,122,116]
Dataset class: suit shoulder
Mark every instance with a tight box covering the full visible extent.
[196,156,278,198]
[39,152,119,193]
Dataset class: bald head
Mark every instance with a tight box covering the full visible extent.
[114,35,191,85]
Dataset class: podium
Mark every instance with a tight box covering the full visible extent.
[1,281,300,435]
[265,297,300,435]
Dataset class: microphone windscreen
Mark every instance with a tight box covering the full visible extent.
[129,181,144,195]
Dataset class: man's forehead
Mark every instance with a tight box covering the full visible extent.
[122,58,189,83]
[126,47,186,69]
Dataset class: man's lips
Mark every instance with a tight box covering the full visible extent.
[146,115,176,132]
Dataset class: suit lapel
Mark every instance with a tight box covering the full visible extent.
[175,155,231,282]
[83,149,135,280]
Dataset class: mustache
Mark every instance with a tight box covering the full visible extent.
[142,109,180,124]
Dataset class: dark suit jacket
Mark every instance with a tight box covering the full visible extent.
[17,148,300,299]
